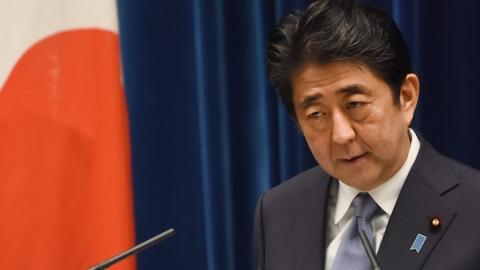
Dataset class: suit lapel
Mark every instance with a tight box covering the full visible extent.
[377,140,459,270]
[292,172,331,270]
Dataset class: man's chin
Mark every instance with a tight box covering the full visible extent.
[336,173,380,191]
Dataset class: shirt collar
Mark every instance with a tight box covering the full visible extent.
[334,129,421,224]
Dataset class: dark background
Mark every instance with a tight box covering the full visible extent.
[116,0,480,269]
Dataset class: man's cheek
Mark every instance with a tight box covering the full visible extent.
[313,150,332,169]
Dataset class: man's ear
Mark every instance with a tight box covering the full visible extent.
[399,73,420,126]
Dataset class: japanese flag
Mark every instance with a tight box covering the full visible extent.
[0,0,136,269]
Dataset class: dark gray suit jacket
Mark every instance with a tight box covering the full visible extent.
[254,139,480,270]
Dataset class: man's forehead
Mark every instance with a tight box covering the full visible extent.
[293,62,375,94]
[292,61,376,92]
[294,62,358,84]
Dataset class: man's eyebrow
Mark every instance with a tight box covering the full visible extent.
[299,85,369,109]
[337,84,370,96]
[299,93,322,109]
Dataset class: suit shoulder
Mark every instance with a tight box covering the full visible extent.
[443,156,480,188]
[415,140,480,193]
[261,166,328,208]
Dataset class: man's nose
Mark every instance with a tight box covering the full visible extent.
[331,110,355,144]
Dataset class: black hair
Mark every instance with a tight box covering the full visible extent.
[267,0,411,117]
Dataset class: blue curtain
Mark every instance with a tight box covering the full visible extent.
[117,0,480,269]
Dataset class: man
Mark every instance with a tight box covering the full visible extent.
[254,1,480,269]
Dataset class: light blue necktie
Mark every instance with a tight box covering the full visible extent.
[331,192,379,270]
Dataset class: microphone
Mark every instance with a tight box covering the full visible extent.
[88,228,175,270]
[359,229,381,270]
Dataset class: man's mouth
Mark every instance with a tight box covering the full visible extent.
[339,153,367,164]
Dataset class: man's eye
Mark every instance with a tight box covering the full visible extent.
[346,101,363,110]
[308,111,323,119]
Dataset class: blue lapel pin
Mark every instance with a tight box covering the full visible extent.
[410,234,427,253]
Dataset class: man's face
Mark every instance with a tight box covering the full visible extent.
[292,61,418,191]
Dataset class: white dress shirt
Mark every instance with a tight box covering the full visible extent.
[324,129,421,270]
